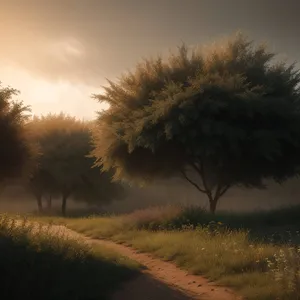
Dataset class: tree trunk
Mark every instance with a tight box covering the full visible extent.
[47,195,52,211]
[61,195,68,217]
[205,184,230,214]
[36,195,43,213]
[209,199,217,214]
[181,164,231,214]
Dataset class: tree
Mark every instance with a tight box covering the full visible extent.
[27,168,59,213]
[91,32,300,213]
[27,114,124,215]
[72,166,125,208]
[0,83,35,185]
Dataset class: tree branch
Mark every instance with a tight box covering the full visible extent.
[214,184,231,201]
[197,159,212,199]
[213,185,222,200]
[219,184,231,197]
[190,161,202,175]
[180,169,207,193]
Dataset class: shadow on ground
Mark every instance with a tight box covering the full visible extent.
[0,234,139,300]
[111,273,200,300]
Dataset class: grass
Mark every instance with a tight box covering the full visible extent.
[0,214,141,300]
[33,204,300,300]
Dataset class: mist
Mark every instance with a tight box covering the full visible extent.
[1,178,300,215]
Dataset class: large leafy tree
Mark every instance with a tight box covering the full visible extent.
[0,84,35,185]
[27,114,124,215]
[91,33,300,213]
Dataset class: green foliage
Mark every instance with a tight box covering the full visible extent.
[114,205,300,245]
[0,83,36,183]
[26,113,124,215]
[72,165,125,207]
[0,215,139,300]
[59,208,300,300]
[91,32,300,212]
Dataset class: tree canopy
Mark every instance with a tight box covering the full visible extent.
[91,33,300,212]
[27,113,124,215]
[0,84,35,184]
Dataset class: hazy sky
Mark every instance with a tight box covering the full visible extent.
[1,0,299,119]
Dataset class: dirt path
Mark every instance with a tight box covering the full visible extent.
[42,224,243,300]
[88,238,242,300]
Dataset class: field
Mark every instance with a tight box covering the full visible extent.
[0,214,140,300]
[33,205,300,300]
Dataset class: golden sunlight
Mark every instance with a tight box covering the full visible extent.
[0,66,104,119]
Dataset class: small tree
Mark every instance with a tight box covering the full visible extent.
[27,168,59,213]
[72,166,125,208]
[27,114,124,215]
[0,84,35,185]
[91,33,300,213]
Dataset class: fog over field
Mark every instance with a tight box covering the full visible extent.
[1,177,299,214]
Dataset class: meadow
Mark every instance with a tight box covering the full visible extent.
[0,214,140,300]
[34,205,300,300]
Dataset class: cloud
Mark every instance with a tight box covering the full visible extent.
[47,38,85,61]
[0,0,129,86]
[0,0,299,88]
[1,0,179,87]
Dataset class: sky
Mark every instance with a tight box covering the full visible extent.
[1,0,300,120]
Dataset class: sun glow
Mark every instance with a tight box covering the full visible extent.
[0,66,105,120]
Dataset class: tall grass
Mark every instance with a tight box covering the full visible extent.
[266,245,300,297]
[0,214,140,300]
[46,205,300,300]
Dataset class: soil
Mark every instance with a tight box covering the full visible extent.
[46,224,243,300]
